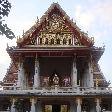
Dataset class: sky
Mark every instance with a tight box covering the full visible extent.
[0,0,112,84]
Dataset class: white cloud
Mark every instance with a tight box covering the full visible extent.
[94,1,112,26]
[73,0,112,42]
[74,1,112,28]
[74,5,94,31]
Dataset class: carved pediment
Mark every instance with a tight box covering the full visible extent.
[17,3,93,47]
[42,14,71,32]
[27,14,81,46]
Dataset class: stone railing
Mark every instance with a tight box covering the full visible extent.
[0,86,112,96]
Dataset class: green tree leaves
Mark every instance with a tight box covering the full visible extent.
[0,0,15,39]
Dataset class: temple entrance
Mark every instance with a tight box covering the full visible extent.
[44,104,68,112]
[52,105,61,112]
[40,57,72,88]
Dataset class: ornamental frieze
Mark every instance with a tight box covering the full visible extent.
[38,33,73,45]
[26,14,81,46]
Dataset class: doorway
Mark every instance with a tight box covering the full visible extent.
[44,104,68,112]
[52,105,61,112]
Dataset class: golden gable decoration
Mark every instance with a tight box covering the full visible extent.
[16,3,94,47]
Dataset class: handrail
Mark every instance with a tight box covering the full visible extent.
[1,85,112,90]
[0,86,112,95]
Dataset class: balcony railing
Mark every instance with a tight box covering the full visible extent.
[0,85,112,96]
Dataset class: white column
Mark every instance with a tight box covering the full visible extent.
[76,97,82,112]
[34,56,40,89]
[11,98,16,112]
[30,98,36,112]
[72,56,77,87]
[95,98,101,112]
[72,36,75,45]
[17,60,24,89]
[88,58,94,88]
[17,62,21,87]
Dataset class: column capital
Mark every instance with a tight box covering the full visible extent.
[35,53,39,60]
[30,97,37,112]
[76,97,82,105]
[10,97,16,112]
[76,97,82,112]
[73,54,77,60]
[10,97,17,103]
[95,97,101,103]
[30,97,37,104]
[35,57,39,68]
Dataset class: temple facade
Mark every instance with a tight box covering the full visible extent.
[0,3,112,112]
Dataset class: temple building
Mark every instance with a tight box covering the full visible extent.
[0,3,112,112]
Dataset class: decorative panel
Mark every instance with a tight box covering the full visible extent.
[36,14,81,46]
[45,105,52,112]
[61,105,68,112]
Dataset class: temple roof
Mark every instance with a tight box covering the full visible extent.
[2,3,108,87]
[1,62,18,86]
[7,3,103,61]
[16,3,94,47]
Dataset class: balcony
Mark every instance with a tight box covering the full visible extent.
[0,85,112,96]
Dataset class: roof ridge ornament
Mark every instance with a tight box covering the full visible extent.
[7,43,9,49]
[22,30,25,37]
[36,16,39,24]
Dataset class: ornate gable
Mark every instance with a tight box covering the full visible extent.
[37,13,79,46]
[17,3,94,47]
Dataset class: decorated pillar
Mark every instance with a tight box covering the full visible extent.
[95,98,101,112]
[17,58,24,89]
[72,55,77,87]
[11,98,16,112]
[76,97,82,112]
[88,56,94,88]
[34,54,40,89]
[72,36,75,45]
[30,97,36,112]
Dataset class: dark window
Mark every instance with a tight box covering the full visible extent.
[63,38,67,45]
[56,38,60,45]
[50,38,54,45]
[68,39,71,45]
[45,38,48,44]
[40,38,42,45]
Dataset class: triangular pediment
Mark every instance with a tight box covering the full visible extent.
[17,3,94,47]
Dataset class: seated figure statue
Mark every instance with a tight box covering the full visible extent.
[43,77,49,87]
[53,74,59,85]
[63,77,70,87]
